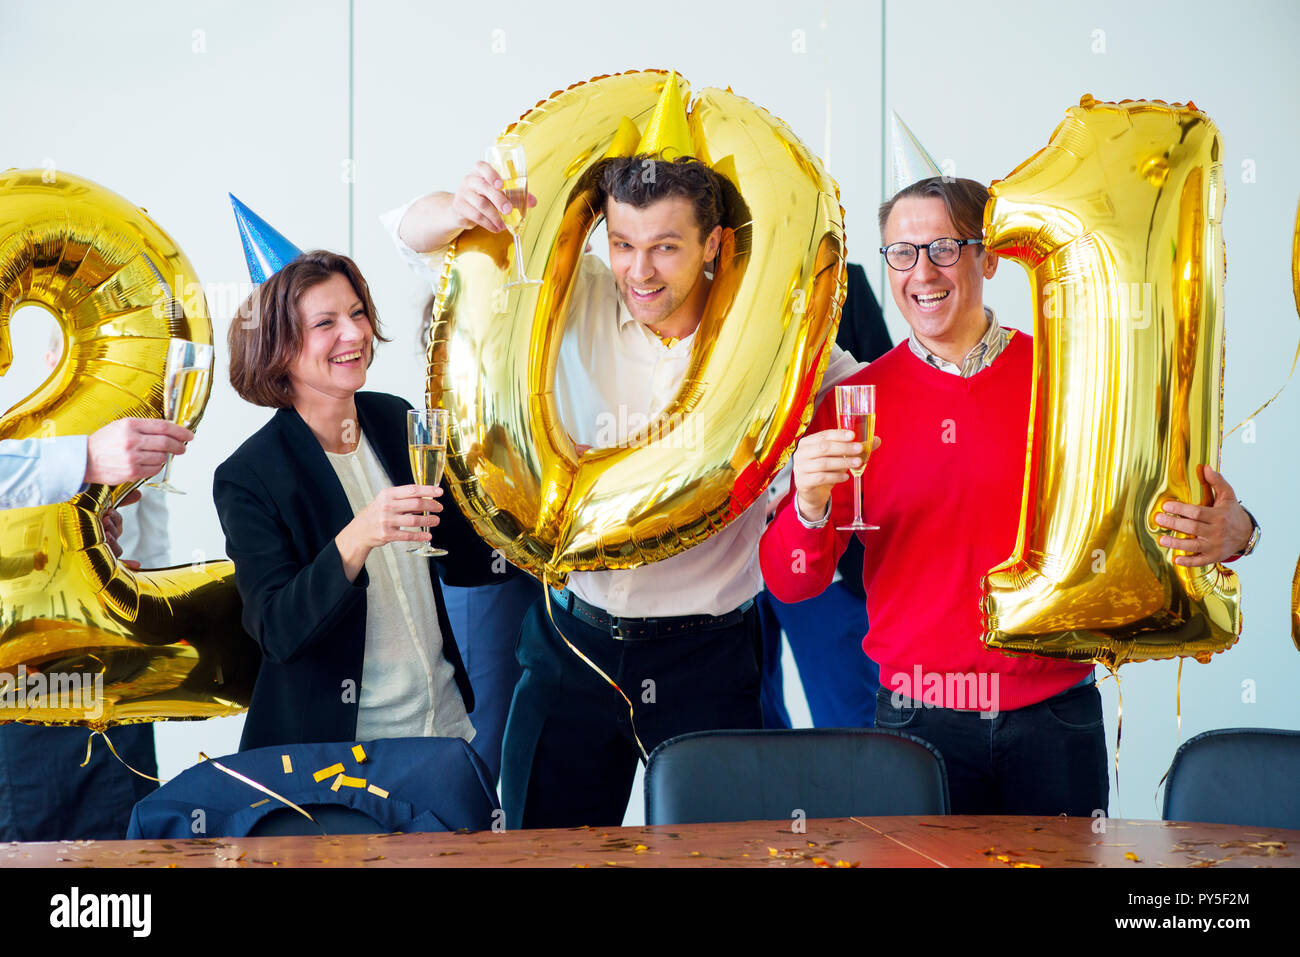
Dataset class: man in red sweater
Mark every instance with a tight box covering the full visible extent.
[759,176,1258,816]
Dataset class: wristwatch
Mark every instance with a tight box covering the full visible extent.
[1234,505,1261,558]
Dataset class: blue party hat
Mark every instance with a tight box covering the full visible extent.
[229,194,302,284]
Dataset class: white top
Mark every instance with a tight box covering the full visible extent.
[324,432,474,743]
[382,199,864,618]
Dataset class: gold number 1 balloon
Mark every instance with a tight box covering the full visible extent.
[0,169,257,728]
[429,71,846,581]
[981,96,1240,669]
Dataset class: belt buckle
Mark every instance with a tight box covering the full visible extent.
[610,619,625,640]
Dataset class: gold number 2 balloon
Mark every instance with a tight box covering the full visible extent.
[981,96,1240,669]
[429,71,846,581]
[0,169,257,728]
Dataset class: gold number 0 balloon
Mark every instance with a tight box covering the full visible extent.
[980,97,1241,669]
[0,169,256,729]
[429,71,846,580]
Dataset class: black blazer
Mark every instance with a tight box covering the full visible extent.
[213,391,499,751]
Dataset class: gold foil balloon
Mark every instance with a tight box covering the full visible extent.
[429,70,846,581]
[981,96,1240,670]
[0,169,256,728]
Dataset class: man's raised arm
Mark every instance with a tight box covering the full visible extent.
[395,161,534,253]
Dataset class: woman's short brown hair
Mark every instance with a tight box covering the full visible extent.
[227,249,389,408]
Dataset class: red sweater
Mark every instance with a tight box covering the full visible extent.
[760,333,1092,712]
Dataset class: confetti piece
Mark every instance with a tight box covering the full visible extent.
[338,775,367,789]
[834,860,858,868]
[690,851,701,857]
[314,763,345,783]
[281,755,293,774]
[367,784,389,799]
[352,745,367,764]
[768,847,779,857]
[330,773,344,792]
[811,857,829,867]
[1124,852,1141,862]
[634,844,648,853]
[250,799,270,809]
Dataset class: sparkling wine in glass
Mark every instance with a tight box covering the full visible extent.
[487,136,541,288]
[407,408,448,557]
[146,339,213,494]
[835,384,878,531]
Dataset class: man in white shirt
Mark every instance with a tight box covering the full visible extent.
[387,154,861,827]
[0,419,192,512]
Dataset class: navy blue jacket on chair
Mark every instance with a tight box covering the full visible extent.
[213,391,500,752]
[127,737,499,838]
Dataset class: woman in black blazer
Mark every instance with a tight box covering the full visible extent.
[214,250,498,751]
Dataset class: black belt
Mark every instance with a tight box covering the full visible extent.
[548,586,753,640]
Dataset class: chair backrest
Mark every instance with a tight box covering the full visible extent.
[1162,727,1300,829]
[644,728,949,826]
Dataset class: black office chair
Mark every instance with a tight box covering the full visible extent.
[1162,727,1300,829]
[644,728,949,825]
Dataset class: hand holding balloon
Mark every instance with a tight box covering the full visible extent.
[103,489,143,569]
[1156,466,1255,565]
[84,418,194,485]
[791,429,881,523]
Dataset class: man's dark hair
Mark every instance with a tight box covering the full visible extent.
[228,249,389,408]
[597,154,726,240]
[878,176,989,241]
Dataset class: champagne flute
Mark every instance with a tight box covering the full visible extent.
[835,384,878,531]
[487,135,542,288]
[146,339,213,494]
[407,408,449,557]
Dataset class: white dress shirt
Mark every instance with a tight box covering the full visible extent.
[325,432,475,743]
[382,199,864,618]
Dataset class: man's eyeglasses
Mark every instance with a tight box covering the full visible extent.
[879,238,982,271]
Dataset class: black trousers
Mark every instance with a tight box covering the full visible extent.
[499,595,763,829]
[874,681,1109,816]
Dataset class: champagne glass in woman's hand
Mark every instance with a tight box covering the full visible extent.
[146,339,213,494]
[407,409,449,557]
[487,136,542,288]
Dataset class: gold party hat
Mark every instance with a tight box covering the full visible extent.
[633,71,695,161]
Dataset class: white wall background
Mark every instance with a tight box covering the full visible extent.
[1,0,1296,826]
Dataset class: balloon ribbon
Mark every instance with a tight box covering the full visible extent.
[1097,666,1123,816]
[81,730,161,782]
[544,584,649,762]
[198,751,322,832]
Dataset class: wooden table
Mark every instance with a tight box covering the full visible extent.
[2,816,1294,868]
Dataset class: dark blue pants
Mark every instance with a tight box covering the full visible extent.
[874,681,1109,816]
[442,575,539,785]
[500,597,763,829]
[0,723,157,841]
[758,583,880,729]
